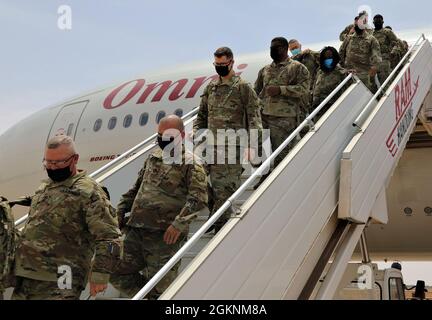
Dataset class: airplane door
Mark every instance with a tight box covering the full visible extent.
[47,101,89,141]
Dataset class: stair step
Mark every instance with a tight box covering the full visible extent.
[233,199,247,207]
[187,233,213,240]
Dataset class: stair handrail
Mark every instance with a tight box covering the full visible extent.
[131,73,355,300]
[353,34,426,129]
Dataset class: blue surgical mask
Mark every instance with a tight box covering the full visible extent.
[291,48,301,56]
[324,58,334,69]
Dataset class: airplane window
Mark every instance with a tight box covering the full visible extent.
[174,108,183,118]
[93,119,102,132]
[156,111,166,124]
[108,117,117,130]
[67,123,74,136]
[123,114,133,128]
[139,112,149,126]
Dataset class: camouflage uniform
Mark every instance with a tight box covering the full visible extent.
[340,32,382,92]
[390,39,409,69]
[194,75,262,227]
[373,28,399,84]
[111,147,208,299]
[312,65,348,110]
[254,57,310,168]
[340,24,355,42]
[12,171,122,300]
[292,50,320,111]
[0,197,17,299]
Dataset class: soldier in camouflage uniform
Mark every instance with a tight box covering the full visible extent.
[0,197,17,299]
[340,16,382,93]
[372,15,400,85]
[385,26,409,69]
[254,37,310,171]
[289,39,320,111]
[194,47,262,232]
[12,135,122,300]
[312,46,349,119]
[340,12,372,42]
[394,39,409,68]
[111,116,208,299]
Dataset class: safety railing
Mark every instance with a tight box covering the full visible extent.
[353,34,426,128]
[14,107,199,228]
[131,73,355,300]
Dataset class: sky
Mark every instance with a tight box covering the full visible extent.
[2,0,432,135]
[1,0,432,287]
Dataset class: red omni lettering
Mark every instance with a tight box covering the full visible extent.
[103,64,248,109]
[394,67,412,121]
[103,79,145,109]
[137,79,188,104]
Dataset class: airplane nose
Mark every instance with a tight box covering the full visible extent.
[0,108,57,200]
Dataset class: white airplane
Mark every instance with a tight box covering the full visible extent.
[1,27,431,264]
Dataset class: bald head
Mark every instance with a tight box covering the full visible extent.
[156,115,186,154]
[158,115,184,134]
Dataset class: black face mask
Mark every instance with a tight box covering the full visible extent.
[215,65,231,77]
[354,25,363,34]
[374,21,383,30]
[270,47,284,62]
[157,134,175,150]
[47,166,72,182]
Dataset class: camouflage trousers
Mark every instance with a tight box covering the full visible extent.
[12,276,82,300]
[208,161,243,227]
[110,227,185,299]
[356,72,377,93]
[262,114,298,169]
[377,60,392,85]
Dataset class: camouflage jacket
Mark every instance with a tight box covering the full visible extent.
[312,65,348,108]
[340,32,382,73]
[14,171,122,285]
[117,147,208,233]
[254,57,310,117]
[373,28,399,61]
[0,197,17,291]
[292,50,320,89]
[194,75,263,145]
[391,39,409,68]
[340,24,355,41]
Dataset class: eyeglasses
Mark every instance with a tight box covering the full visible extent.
[213,60,232,67]
[42,154,76,167]
[157,133,177,141]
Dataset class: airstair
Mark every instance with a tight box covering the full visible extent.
[13,35,432,300]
